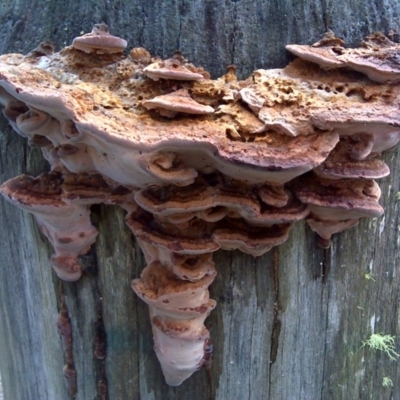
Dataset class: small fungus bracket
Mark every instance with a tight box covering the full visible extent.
[0,25,399,386]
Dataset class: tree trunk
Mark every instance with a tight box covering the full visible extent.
[1,1,400,399]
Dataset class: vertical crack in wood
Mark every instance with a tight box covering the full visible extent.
[138,3,147,45]
[320,248,331,400]
[204,361,214,400]
[57,281,77,397]
[226,251,235,392]
[176,0,184,51]
[248,303,255,400]
[22,141,27,173]
[135,241,143,397]
[269,248,281,365]
[319,0,331,32]
[93,299,108,400]
[321,249,330,284]
[230,1,238,65]
[203,330,214,400]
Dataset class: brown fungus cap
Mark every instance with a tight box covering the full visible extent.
[285,34,345,69]
[126,206,292,257]
[28,134,53,148]
[72,23,127,54]
[293,174,384,220]
[134,174,309,225]
[126,208,220,255]
[16,107,56,138]
[239,64,400,138]
[0,172,98,281]
[131,261,216,386]
[2,100,29,123]
[312,30,346,48]
[138,152,198,186]
[306,216,360,246]
[132,261,215,311]
[314,139,390,180]
[0,60,344,186]
[135,174,309,226]
[143,52,205,81]
[51,254,82,282]
[311,108,400,155]
[212,223,291,256]
[61,172,126,204]
[286,32,400,83]
[337,33,400,83]
[149,313,214,386]
[142,89,214,118]
[171,254,216,282]
[136,241,216,282]
[257,184,290,208]
[345,133,375,161]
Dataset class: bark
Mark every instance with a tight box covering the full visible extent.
[0,1,400,399]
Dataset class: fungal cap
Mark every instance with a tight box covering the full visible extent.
[336,32,400,83]
[131,261,215,385]
[285,44,344,68]
[306,216,360,241]
[72,23,127,54]
[0,173,98,281]
[294,175,384,220]
[132,261,216,311]
[311,30,345,48]
[143,52,205,81]
[287,32,400,83]
[151,315,212,386]
[51,254,82,282]
[142,89,214,117]
[314,140,390,180]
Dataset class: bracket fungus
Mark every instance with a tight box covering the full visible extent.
[0,26,399,386]
[143,51,207,81]
[286,31,400,83]
[142,88,214,117]
[72,23,127,54]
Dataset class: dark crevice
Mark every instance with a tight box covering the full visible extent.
[138,3,147,45]
[57,282,77,398]
[248,300,255,400]
[230,1,238,65]
[204,360,214,400]
[176,0,183,50]
[227,251,234,390]
[268,248,281,397]
[177,17,182,51]
[320,248,331,400]
[321,248,330,284]
[320,0,331,33]
[202,293,214,399]
[135,242,143,399]
[22,141,28,173]
[93,299,108,400]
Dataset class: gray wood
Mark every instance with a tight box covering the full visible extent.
[0,1,400,399]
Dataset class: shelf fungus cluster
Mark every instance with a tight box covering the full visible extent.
[1,26,400,386]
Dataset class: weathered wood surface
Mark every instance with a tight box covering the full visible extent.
[0,1,400,399]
